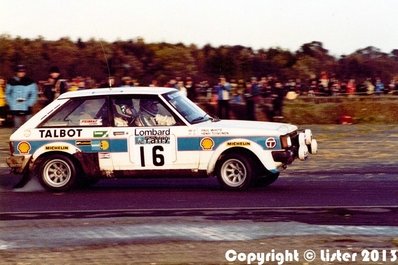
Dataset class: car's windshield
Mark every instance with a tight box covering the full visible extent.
[163,91,211,124]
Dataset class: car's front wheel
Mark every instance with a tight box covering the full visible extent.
[255,171,280,187]
[216,153,253,191]
[37,154,77,192]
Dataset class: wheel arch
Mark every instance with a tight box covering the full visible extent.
[30,151,83,176]
[208,146,265,176]
[206,139,279,176]
[30,142,82,172]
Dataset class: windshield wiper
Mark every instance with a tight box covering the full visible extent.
[191,113,210,124]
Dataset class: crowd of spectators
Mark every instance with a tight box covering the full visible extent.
[36,73,398,101]
[1,64,398,126]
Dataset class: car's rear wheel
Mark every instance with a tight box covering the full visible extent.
[216,153,253,191]
[37,154,77,192]
[78,177,100,188]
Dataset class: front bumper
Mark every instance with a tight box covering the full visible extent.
[272,129,318,165]
[6,155,31,174]
[272,150,295,165]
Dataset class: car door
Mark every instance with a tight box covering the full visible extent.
[129,96,196,170]
[110,95,199,171]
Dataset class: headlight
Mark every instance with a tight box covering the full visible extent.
[281,135,292,148]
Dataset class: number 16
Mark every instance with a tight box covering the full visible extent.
[139,146,165,167]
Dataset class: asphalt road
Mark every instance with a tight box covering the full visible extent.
[1,125,398,264]
[0,172,397,224]
[1,124,398,224]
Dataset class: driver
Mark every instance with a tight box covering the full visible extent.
[134,99,176,126]
[114,99,137,126]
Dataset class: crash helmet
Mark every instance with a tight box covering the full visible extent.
[140,99,159,116]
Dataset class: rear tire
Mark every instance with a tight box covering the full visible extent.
[37,154,77,192]
[216,153,253,191]
[78,177,100,189]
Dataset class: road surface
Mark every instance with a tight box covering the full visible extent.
[1,125,398,264]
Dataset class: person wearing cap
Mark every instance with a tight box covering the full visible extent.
[5,65,38,129]
[134,99,176,127]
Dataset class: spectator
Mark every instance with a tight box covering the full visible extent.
[346,79,356,96]
[121,76,134,87]
[43,66,68,105]
[365,78,375,95]
[186,77,196,101]
[149,79,159,87]
[216,76,231,119]
[271,81,287,120]
[0,76,6,125]
[5,65,38,129]
[375,78,384,95]
[176,80,187,97]
[165,78,177,88]
[244,81,256,120]
[101,76,116,88]
[76,77,86,90]
[387,79,398,94]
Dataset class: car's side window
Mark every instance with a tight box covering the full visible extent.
[111,95,181,127]
[112,97,139,127]
[134,97,176,127]
[40,97,109,127]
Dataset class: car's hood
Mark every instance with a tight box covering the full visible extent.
[194,119,298,135]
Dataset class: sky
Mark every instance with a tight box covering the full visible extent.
[1,0,397,56]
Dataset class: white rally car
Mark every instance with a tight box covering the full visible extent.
[6,87,317,191]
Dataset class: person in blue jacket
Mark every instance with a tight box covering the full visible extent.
[216,76,231,119]
[6,65,38,129]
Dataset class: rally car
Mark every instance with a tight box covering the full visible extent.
[6,87,317,191]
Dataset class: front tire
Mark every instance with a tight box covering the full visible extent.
[37,154,77,192]
[255,172,280,187]
[216,153,253,191]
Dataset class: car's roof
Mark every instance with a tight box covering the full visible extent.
[58,86,177,99]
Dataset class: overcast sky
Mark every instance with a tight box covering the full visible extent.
[1,0,397,56]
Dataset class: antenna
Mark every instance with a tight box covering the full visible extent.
[99,39,112,88]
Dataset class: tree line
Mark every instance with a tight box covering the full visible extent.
[0,34,397,85]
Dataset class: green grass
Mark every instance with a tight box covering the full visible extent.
[282,97,398,124]
[200,97,398,124]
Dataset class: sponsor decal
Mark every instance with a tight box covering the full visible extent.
[99,152,111,159]
[17,141,31,154]
[100,140,109,151]
[226,141,251,146]
[80,119,103,126]
[91,140,109,151]
[200,137,215,150]
[265,137,277,149]
[93,131,109,137]
[113,131,125,136]
[45,146,69,151]
[76,140,91,146]
[39,129,83,138]
[134,128,171,145]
